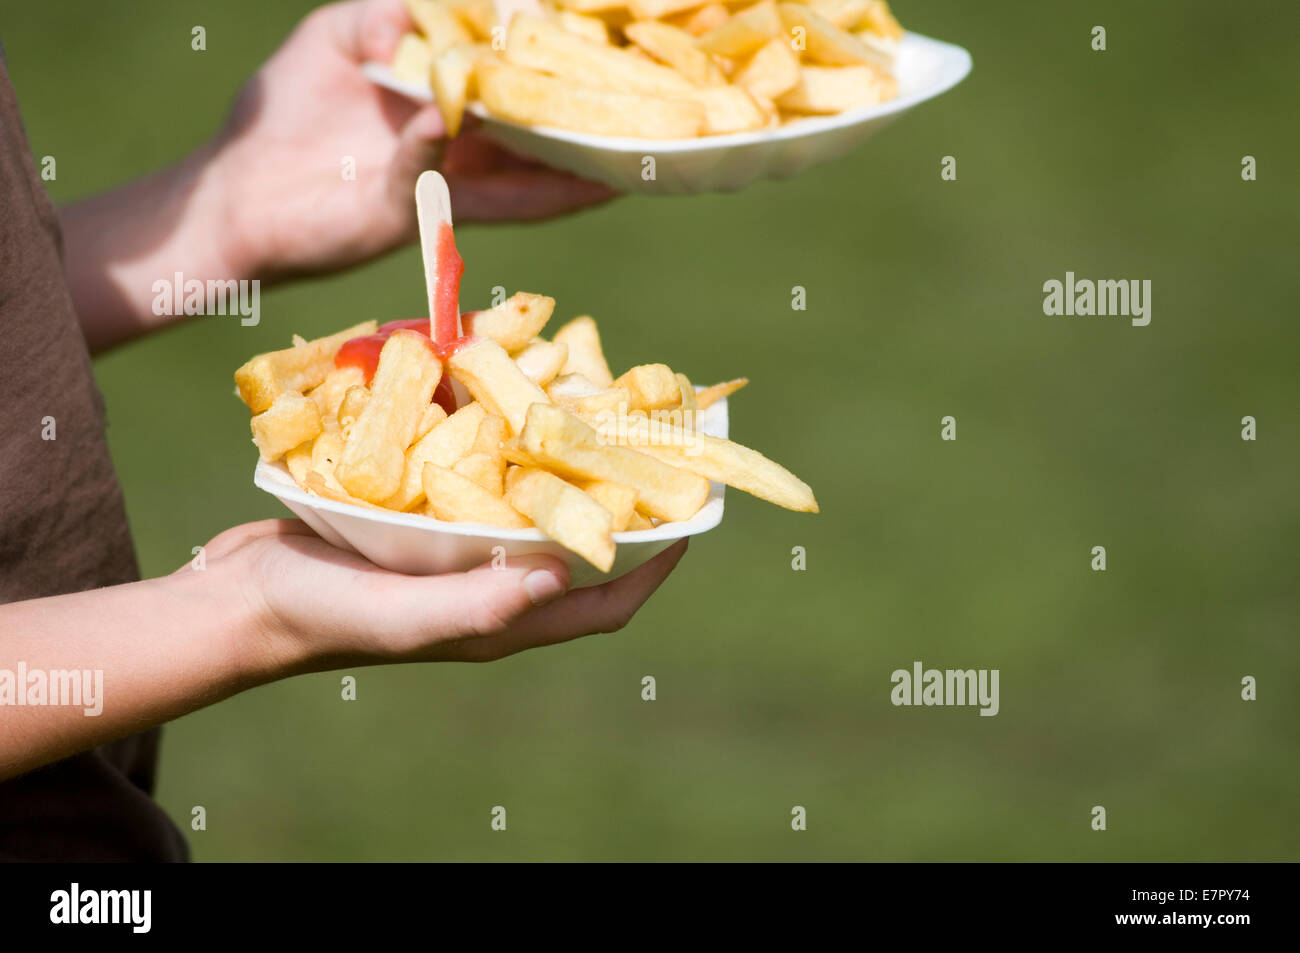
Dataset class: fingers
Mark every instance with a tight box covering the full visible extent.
[369,554,571,657]
[455,539,689,661]
[328,0,411,64]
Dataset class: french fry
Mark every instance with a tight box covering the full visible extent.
[453,451,506,496]
[336,331,442,502]
[235,321,376,413]
[431,43,478,137]
[776,63,896,113]
[519,403,709,522]
[311,430,346,474]
[553,384,632,422]
[505,469,616,571]
[472,412,507,459]
[732,37,801,100]
[506,14,697,96]
[447,338,551,434]
[681,83,769,134]
[461,292,555,351]
[625,20,727,86]
[513,339,569,386]
[554,9,610,43]
[552,315,614,386]
[616,364,682,411]
[414,401,449,441]
[304,469,386,510]
[556,0,628,11]
[251,393,323,462]
[625,510,655,531]
[580,479,640,531]
[477,62,706,138]
[808,0,870,29]
[404,0,475,52]
[668,2,729,36]
[628,0,710,18]
[422,462,531,527]
[856,0,902,39]
[675,372,699,414]
[695,0,781,58]
[337,385,370,434]
[284,440,315,488]
[390,33,433,86]
[449,0,497,40]
[384,401,486,511]
[777,2,886,67]
[596,413,818,512]
[307,365,365,419]
[695,376,748,409]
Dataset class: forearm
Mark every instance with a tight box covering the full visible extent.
[59,141,244,353]
[0,564,284,780]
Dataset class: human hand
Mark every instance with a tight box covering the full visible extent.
[206,520,686,672]
[212,0,615,280]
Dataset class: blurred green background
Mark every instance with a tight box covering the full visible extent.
[9,0,1298,860]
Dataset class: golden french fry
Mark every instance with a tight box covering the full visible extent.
[384,401,486,511]
[808,0,870,29]
[777,2,887,67]
[856,0,903,39]
[311,430,346,474]
[337,385,370,435]
[390,33,433,87]
[235,321,376,413]
[616,364,681,411]
[505,14,696,97]
[414,401,449,442]
[552,315,614,387]
[431,44,478,137]
[506,469,616,571]
[453,451,506,496]
[596,413,818,512]
[251,393,323,462]
[477,62,706,138]
[553,9,610,43]
[447,338,551,434]
[625,510,655,531]
[461,292,555,351]
[307,365,366,419]
[553,384,631,422]
[675,373,699,414]
[555,0,627,11]
[669,2,730,37]
[732,37,801,100]
[624,20,727,86]
[520,403,709,522]
[422,462,531,527]
[580,479,639,531]
[405,0,475,52]
[628,0,709,18]
[472,412,507,458]
[336,331,442,502]
[513,339,569,386]
[449,0,496,40]
[681,83,768,134]
[304,469,386,510]
[695,376,749,409]
[776,62,895,113]
[695,0,781,57]
[283,440,315,488]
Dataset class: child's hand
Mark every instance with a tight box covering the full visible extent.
[205,520,686,672]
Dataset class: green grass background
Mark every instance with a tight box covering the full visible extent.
[9,0,1298,860]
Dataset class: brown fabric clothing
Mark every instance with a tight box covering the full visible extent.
[0,53,187,860]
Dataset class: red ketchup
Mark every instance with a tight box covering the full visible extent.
[334,225,475,416]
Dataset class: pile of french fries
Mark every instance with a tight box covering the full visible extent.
[235,295,817,572]
[390,0,904,139]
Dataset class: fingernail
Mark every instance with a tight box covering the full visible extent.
[524,569,565,607]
